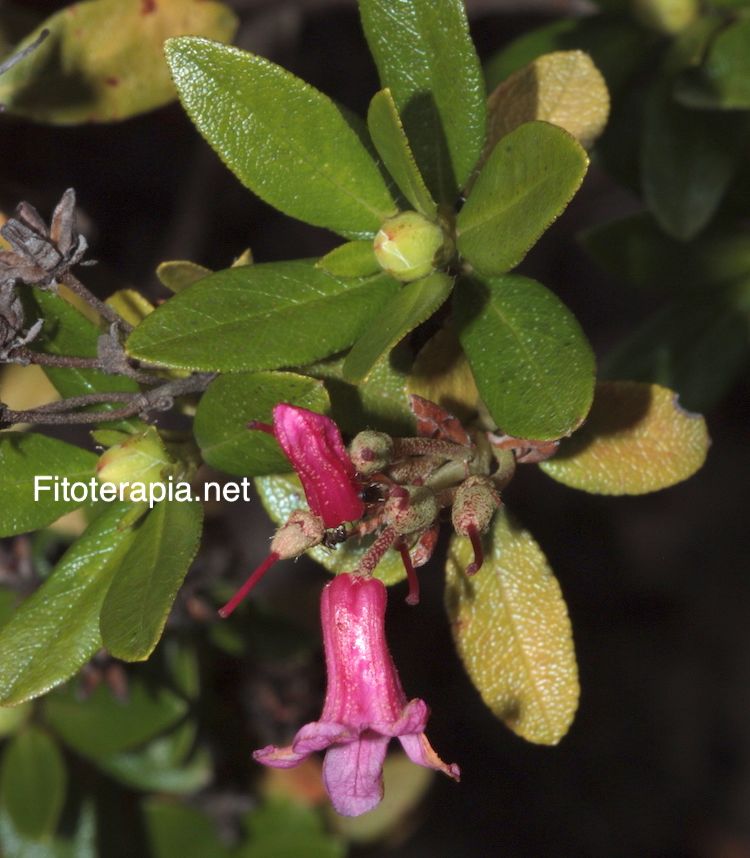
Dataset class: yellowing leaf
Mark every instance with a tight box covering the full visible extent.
[0,0,238,124]
[540,381,710,494]
[486,50,609,152]
[156,261,213,294]
[406,326,480,423]
[445,509,578,745]
[106,289,154,327]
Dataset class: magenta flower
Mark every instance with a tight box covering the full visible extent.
[256,404,364,528]
[253,573,460,816]
[219,406,365,618]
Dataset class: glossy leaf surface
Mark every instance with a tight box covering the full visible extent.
[0,502,138,706]
[541,382,710,494]
[445,509,579,744]
[457,122,588,274]
[455,274,595,439]
[166,37,397,238]
[0,433,96,537]
[360,0,486,202]
[126,261,400,371]
[195,371,329,476]
[100,499,203,661]
[343,272,453,383]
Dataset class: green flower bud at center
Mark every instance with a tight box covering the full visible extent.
[373,211,445,282]
[96,428,173,499]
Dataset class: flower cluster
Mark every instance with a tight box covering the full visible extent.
[221,401,551,815]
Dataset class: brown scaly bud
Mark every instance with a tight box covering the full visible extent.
[270,510,326,560]
[383,485,439,536]
[349,430,394,476]
[451,476,501,576]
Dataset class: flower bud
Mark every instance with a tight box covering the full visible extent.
[373,211,444,282]
[96,428,172,499]
[384,486,439,535]
[451,476,501,538]
[270,510,325,559]
[349,430,394,476]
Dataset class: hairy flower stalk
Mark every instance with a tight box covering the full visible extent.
[253,573,460,816]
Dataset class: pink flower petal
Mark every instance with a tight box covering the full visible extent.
[273,404,364,528]
[252,743,309,769]
[292,720,357,755]
[372,698,429,737]
[399,732,461,781]
[322,733,390,817]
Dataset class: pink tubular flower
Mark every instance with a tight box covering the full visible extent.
[253,573,460,816]
[262,404,364,528]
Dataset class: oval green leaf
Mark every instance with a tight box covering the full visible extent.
[359,0,486,202]
[343,272,453,383]
[0,728,67,840]
[540,381,710,494]
[126,261,400,371]
[0,501,139,706]
[156,260,213,294]
[43,680,187,760]
[255,474,406,586]
[457,121,588,275]
[642,80,745,240]
[0,0,238,124]
[0,433,97,537]
[454,274,596,440]
[99,499,203,662]
[194,371,329,477]
[367,89,437,217]
[675,19,750,109]
[165,37,397,239]
[445,508,579,745]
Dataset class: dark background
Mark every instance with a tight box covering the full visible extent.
[2,1,749,855]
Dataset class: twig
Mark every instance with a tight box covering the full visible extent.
[61,271,133,333]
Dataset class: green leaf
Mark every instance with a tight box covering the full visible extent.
[456,122,588,275]
[0,0,237,124]
[0,501,138,706]
[156,260,213,294]
[144,801,232,858]
[454,274,595,439]
[0,728,66,840]
[308,345,415,437]
[242,799,345,858]
[256,474,406,585]
[24,290,139,401]
[0,433,97,537]
[96,723,211,794]
[44,680,187,759]
[126,261,401,371]
[445,509,579,745]
[540,381,710,494]
[675,19,750,109]
[641,80,747,240]
[581,213,750,291]
[194,371,329,476]
[359,0,486,202]
[316,241,380,278]
[99,499,203,661]
[601,279,750,412]
[165,37,397,239]
[342,272,453,383]
[485,51,610,151]
[367,89,437,217]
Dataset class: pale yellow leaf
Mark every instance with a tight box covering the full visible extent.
[486,50,609,152]
[445,509,579,745]
[540,381,710,494]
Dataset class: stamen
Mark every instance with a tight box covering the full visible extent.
[218,552,279,618]
[465,525,484,576]
[397,539,420,605]
[247,420,274,435]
